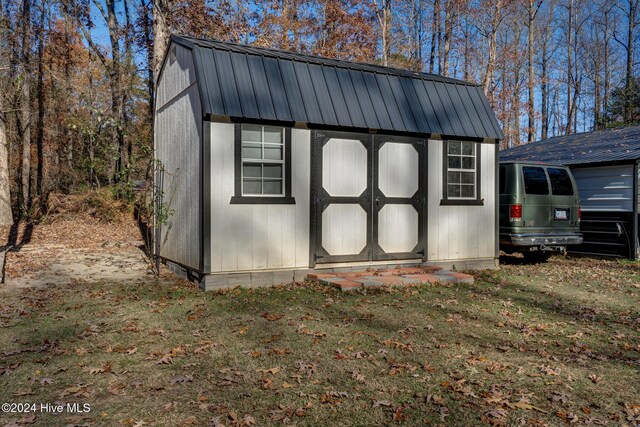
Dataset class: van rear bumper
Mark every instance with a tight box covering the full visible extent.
[504,233,583,247]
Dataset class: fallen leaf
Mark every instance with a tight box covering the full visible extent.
[256,367,280,375]
[170,375,194,384]
[261,312,284,321]
[372,400,392,408]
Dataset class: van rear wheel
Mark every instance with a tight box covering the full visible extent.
[523,251,552,263]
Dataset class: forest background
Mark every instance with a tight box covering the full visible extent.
[0,0,638,225]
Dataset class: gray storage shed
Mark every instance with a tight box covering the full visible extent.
[500,126,640,259]
[154,35,503,289]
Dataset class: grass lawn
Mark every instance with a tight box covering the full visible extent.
[0,256,639,426]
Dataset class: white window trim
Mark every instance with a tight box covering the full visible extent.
[445,140,479,201]
[240,125,286,197]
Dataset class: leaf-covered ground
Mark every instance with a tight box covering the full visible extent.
[0,253,639,426]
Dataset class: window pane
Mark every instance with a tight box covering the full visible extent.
[461,172,475,184]
[263,179,283,195]
[243,179,262,194]
[263,126,283,144]
[448,185,461,197]
[242,125,262,142]
[263,164,282,178]
[522,166,549,195]
[462,142,474,155]
[448,156,461,169]
[448,171,461,184]
[243,164,262,178]
[264,145,283,160]
[462,157,475,170]
[242,144,262,159]
[547,168,574,195]
[448,142,461,155]
[460,185,475,198]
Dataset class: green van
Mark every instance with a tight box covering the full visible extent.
[499,162,583,262]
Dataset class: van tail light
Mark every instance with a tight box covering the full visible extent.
[510,204,522,221]
[578,207,581,222]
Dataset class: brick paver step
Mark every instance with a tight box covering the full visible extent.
[306,265,474,291]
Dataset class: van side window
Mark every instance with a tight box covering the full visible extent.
[499,165,506,194]
[522,166,549,195]
[547,168,574,195]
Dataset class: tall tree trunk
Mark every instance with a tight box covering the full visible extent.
[483,0,502,99]
[603,10,610,128]
[594,28,602,130]
[463,9,469,81]
[123,0,133,179]
[19,0,31,212]
[513,61,521,146]
[429,0,439,73]
[101,0,125,183]
[527,0,542,142]
[540,10,551,140]
[566,0,573,134]
[375,0,391,66]
[624,0,638,124]
[35,0,46,202]
[442,0,453,76]
[63,12,73,177]
[141,0,154,122]
[0,0,14,224]
[0,104,12,225]
[153,0,170,81]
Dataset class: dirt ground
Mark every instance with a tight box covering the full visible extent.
[0,198,179,290]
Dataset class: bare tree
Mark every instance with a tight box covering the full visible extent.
[538,0,558,140]
[17,0,31,211]
[526,0,544,142]
[442,0,455,76]
[481,0,504,98]
[35,0,46,202]
[153,0,170,80]
[0,0,14,225]
[429,0,440,73]
[613,0,639,124]
[374,0,392,66]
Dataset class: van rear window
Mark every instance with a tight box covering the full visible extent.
[499,166,506,194]
[547,168,574,195]
[522,166,549,195]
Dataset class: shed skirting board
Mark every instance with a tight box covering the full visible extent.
[197,259,496,291]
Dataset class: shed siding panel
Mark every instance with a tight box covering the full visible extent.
[156,44,197,110]
[209,124,311,272]
[571,165,634,212]
[427,140,496,262]
[155,82,202,270]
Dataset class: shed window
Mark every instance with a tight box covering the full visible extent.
[231,124,294,204]
[442,141,483,205]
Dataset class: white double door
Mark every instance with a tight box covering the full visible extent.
[311,131,425,264]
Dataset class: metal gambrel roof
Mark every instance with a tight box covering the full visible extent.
[500,126,640,166]
[170,35,503,140]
